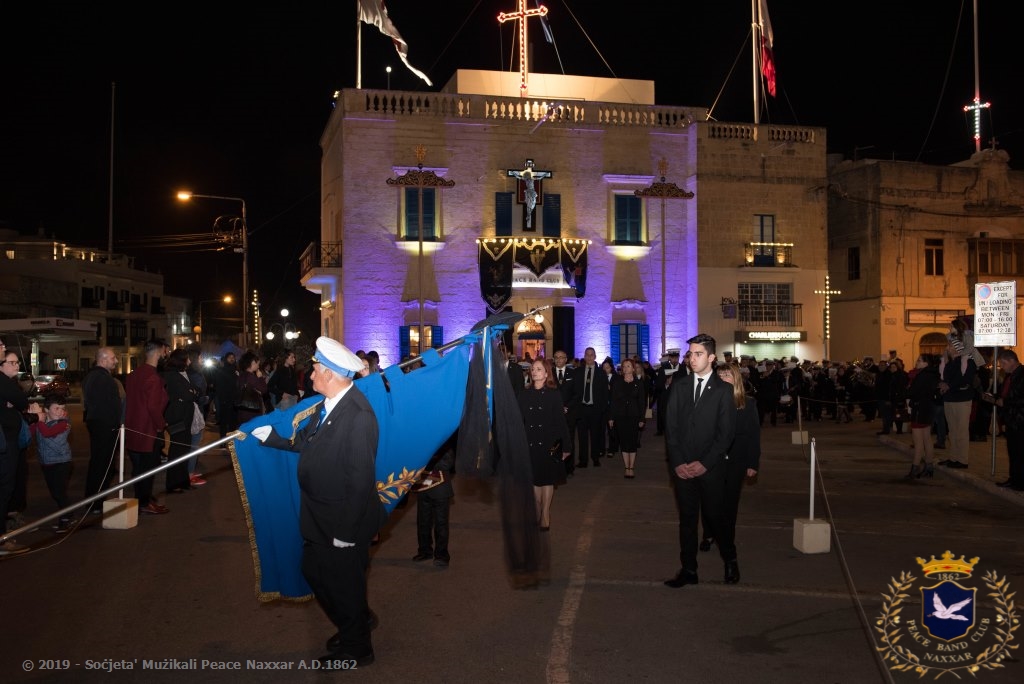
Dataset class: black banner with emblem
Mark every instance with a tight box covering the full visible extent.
[514,240,560,277]
[560,240,588,298]
[479,240,514,313]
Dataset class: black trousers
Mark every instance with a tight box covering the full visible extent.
[416,494,451,560]
[1006,427,1024,488]
[302,541,372,656]
[576,404,604,465]
[41,461,72,512]
[0,428,18,525]
[129,447,161,506]
[673,465,735,574]
[85,420,119,508]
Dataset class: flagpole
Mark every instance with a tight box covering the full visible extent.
[752,0,760,125]
[356,1,362,89]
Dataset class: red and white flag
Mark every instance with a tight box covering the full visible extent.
[358,0,432,86]
[758,0,776,97]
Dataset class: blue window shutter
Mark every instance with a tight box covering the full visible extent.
[610,324,621,366]
[433,326,443,348]
[399,326,410,359]
[640,324,650,362]
[495,192,513,236]
[542,193,561,237]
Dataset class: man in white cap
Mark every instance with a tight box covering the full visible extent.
[252,336,386,669]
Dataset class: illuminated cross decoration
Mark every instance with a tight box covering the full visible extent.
[497,0,549,98]
[814,274,842,360]
[963,97,991,153]
[507,159,552,230]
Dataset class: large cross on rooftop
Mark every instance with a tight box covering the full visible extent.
[497,0,548,98]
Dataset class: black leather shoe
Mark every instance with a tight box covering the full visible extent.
[412,553,432,562]
[318,651,374,670]
[724,560,740,584]
[326,611,379,651]
[433,558,449,568]
[664,570,698,588]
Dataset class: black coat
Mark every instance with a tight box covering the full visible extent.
[572,363,609,414]
[518,385,571,487]
[263,388,387,546]
[665,372,737,472]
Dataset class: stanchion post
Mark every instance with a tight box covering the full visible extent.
[793,437,830,553]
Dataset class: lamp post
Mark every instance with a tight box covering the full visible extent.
[176,191,249,346]
[195,295,233,343]
[265,309,299,349]
[386,66,391,90]
[635,159,694,357]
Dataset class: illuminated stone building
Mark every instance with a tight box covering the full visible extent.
[303,70,830,366]
[827,148,1024,362]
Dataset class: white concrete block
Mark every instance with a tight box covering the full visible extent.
[102,498,139,530]
[793,518,831,554]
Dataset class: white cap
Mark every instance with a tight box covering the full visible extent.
[666,348,680,356]
[313,336,363,378]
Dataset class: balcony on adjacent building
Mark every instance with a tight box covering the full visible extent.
[300,241,343,298]
[742,242,795,267]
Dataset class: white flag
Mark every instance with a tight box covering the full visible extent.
[358,0,432,86]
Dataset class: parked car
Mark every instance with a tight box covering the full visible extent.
[34,374,70,397]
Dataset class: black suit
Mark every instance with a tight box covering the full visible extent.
[263,385,386,659]
[665,372,737,576]
[554,365,577,466]
[653,364,681,434]
[573,363,609,466]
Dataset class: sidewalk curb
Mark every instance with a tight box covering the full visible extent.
[877,434,1024,506]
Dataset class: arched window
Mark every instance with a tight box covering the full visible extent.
[919,332,947,357]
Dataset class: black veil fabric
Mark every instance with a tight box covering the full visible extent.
[456,337,546,587]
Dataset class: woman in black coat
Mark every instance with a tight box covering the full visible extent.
[907,354,940,478]
[163,349,198,493]
[701,360,761,552]
[517,358,571,531]
[608,358,647,478]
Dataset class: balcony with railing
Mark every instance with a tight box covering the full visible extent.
[737,303,803,327]
[300,241,343,297]
[742,242,796,267]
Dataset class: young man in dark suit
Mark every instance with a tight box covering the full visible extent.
[572,347,609,468]
[254,336,386,669]
[663,333,738,588]
[553,349,577,472]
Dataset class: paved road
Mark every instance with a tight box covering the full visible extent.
[2,405,1021,683]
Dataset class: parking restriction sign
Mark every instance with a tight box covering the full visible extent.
[974,281,1016,347]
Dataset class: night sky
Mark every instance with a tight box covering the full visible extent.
[2,1,1021,336]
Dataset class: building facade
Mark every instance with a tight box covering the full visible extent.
[0,230,190,375]
[303,70,830,366]
[827,148,1024,362]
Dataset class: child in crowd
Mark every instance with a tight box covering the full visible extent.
[29,396,74,533]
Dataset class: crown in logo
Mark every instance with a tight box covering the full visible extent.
[916,550,980,577]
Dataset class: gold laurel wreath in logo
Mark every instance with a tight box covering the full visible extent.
[876,570,1019,679]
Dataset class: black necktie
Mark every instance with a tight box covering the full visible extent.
[558,368,564,383]
[694,377,703,404]
[584,367,592,404]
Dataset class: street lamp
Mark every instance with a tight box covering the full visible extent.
[265,308,299,348]
[176,191,249,346]
[195,295,233,343]
[386,66,391,90]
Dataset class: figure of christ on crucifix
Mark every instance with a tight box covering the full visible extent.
[507,159,552,230]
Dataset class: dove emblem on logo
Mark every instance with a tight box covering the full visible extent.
[929,594,972,621]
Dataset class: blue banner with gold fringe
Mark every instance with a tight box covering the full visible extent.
[231,344,472,601]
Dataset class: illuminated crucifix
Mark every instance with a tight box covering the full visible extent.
[814,274,842,360]
[497,0,549,97]
[963,97,991,153]
[507,159,552,230]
